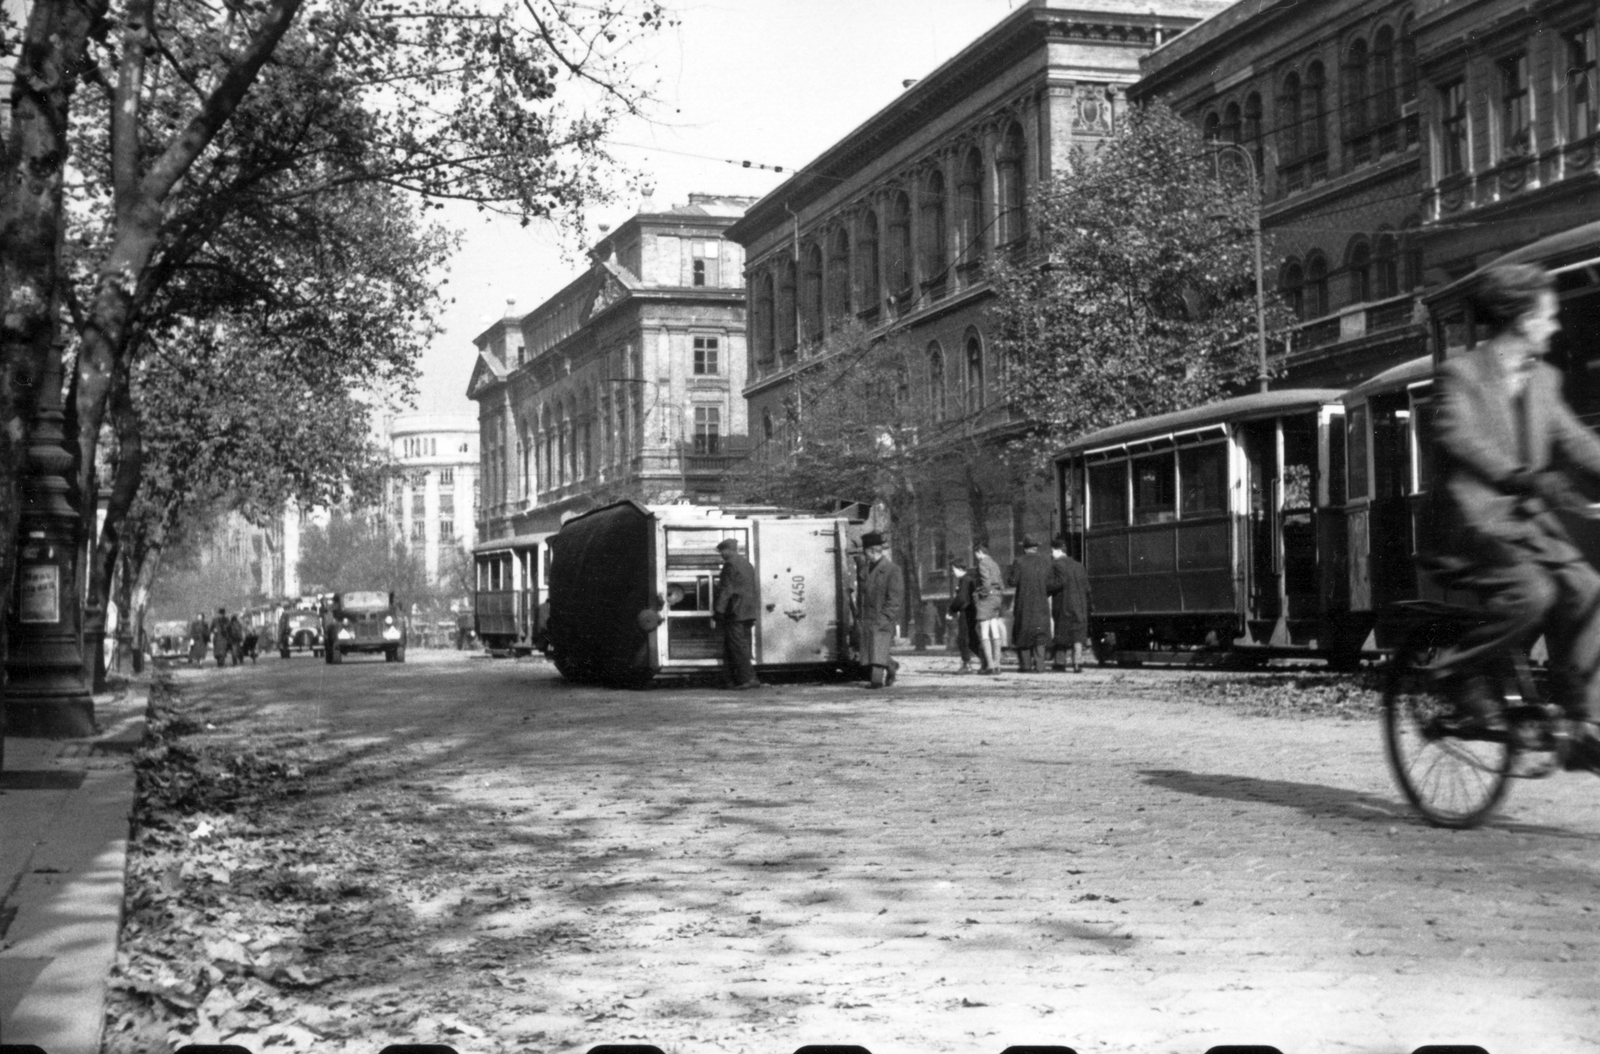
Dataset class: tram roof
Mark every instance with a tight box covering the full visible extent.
[1053,387,1346,460]
[472,531,554,555]
[1426,218,1600,306]
[1343,354,1433,403]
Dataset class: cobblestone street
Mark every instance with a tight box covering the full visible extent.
[113,650,1600,1054]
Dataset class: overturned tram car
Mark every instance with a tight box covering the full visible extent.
[545,501,867,687]
[1055,388,1353,665]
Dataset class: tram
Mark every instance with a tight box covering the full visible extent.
[544,501,868,687]
[471,532,552,655]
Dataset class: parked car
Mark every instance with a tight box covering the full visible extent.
[323,591,408,663]
[278,610,323,658]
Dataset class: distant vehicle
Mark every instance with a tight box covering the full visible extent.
[149,620,190,659]
[473,532,552,656]
[323,591,408,664]
[278,610,324,658]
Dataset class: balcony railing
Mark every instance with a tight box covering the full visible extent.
[1290,292,1419,354]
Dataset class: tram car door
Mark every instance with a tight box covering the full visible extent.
[1238,411,1324,646]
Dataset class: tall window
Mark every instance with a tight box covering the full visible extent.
[777,259,796,351]
[826,227,851,324]
[920,169,947,295]
[1567,26,1598,141]
[928,343,947,420]
[957,148,984,270]
[693,407,721,455]
[996,122,1027,247]
[887,191,913,304]
[1280,72,1303,162]
[965,333,984,414]
[1305,62,1328,154]
[1203,111,1221,141]
[440,520,455,542]
[1440,79,1468,176]
[1305,253,1329,317]
[1223,101,1242,144]
[762,408,774,441]
[1500,53,1531,156]
[693,335,720,375]
[754,272,775,362]
[1373,26,1398,125]
[1281,260,1306,320]
[857,211,881,315]
[1347,238,1372,304]
[1245,92,1264,174]
[1345,39,1370,135]
[439,469,454,486]
[1374,232,1399,299]
[1400,217,1423,290]
[691,240,718,286]
[801,242,824,340]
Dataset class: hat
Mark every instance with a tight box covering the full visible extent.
[716,538,739,552]
[861,531,885,549]
[1052,534,1068,549]
[1021,535,1039,550]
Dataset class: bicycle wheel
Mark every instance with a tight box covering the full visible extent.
[1383,636,1514,829]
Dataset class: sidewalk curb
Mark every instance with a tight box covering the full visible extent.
[0,680,149,1054]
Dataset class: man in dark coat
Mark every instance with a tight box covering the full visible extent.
[1431,263,1600,767]
[859,531,903,688]
[947,560,983,673]
[713,537,762,689]
[189,612,209,663]
[1007,536,1053,672]
[210,607,231,667]
[1049,534,1092,672]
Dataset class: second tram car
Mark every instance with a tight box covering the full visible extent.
[1055,388,1348,664]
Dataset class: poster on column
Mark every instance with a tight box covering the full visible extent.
[18,564,61,623]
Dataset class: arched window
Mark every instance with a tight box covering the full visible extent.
[1223,102,1242,145]
[1400,18,1419,146]
[957,147,985,272]
[1305,253,1329,318]
[777,258,796,353]
[928,342,947,421]
[826,226,851,324]
[887,191,913,307]
[1347,238,1372,304]
[1280,72,1303,162]
[754,271,776,362]
[920,168,947,296]
[558,402,570,487]
[997,123,1027,248]
[801,241,823,342]
[1373,26,1397,125]
[857,210,881,316]
[1346,38,1370,135]
[1204,110,1221,141]
[1244,92,1264,175]
[1281,259,1306,320]
[965,331,985,414]
[1400,216,1423,290]
[1305,61,1328,155]
[1374,231,1399,299]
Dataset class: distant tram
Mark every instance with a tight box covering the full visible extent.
[472,532,552,655]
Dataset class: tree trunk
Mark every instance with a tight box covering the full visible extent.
[0,0,104,705]
[129,536,165,676]
[84,357,143,688]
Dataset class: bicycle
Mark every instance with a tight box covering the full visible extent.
[1382,599,1584,828]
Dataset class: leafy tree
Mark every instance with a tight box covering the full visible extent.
[989,101,1292,467]
[0,0,665,693]
[297,511,428,599]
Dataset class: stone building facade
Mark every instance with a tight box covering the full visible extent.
[471,195,752,541]
[1133,0,1430,391]
[727,0,1227,621]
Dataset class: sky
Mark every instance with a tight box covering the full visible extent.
[413,0,1033,418]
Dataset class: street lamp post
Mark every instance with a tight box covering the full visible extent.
[1213,142,1270,393]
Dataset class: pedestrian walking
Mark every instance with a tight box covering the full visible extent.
[713,537,763,689]
[948,561,983,673]
[972,540,1006,675]
[1050,534,1092,672]
[227,613,245,666]
[1007,536,1054,672]
[210,607,230,667]
[189,611,209,664]
[859,532,903,689]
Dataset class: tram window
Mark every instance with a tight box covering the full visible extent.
[1178,443,1227,516]
[1282,415,1316,510]
[1412,395,1436,493]
[1328,414,1347,506]
[1088,461,1129,528]
[666,580,709,612]
[1347,404,1370,500]
[1132,453,1176,524]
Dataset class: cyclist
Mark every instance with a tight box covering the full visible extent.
[1431,262,1600,770]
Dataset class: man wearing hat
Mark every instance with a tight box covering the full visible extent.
[713,537,763,689]
[858,531,903,688]
[1007,536,1054,672]
[1049,534,1091,672]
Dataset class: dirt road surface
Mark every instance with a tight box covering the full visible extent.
[105,650,1600,1054]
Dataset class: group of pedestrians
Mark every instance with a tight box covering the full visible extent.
[949,535,1090,675]
[186,607,261,667]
